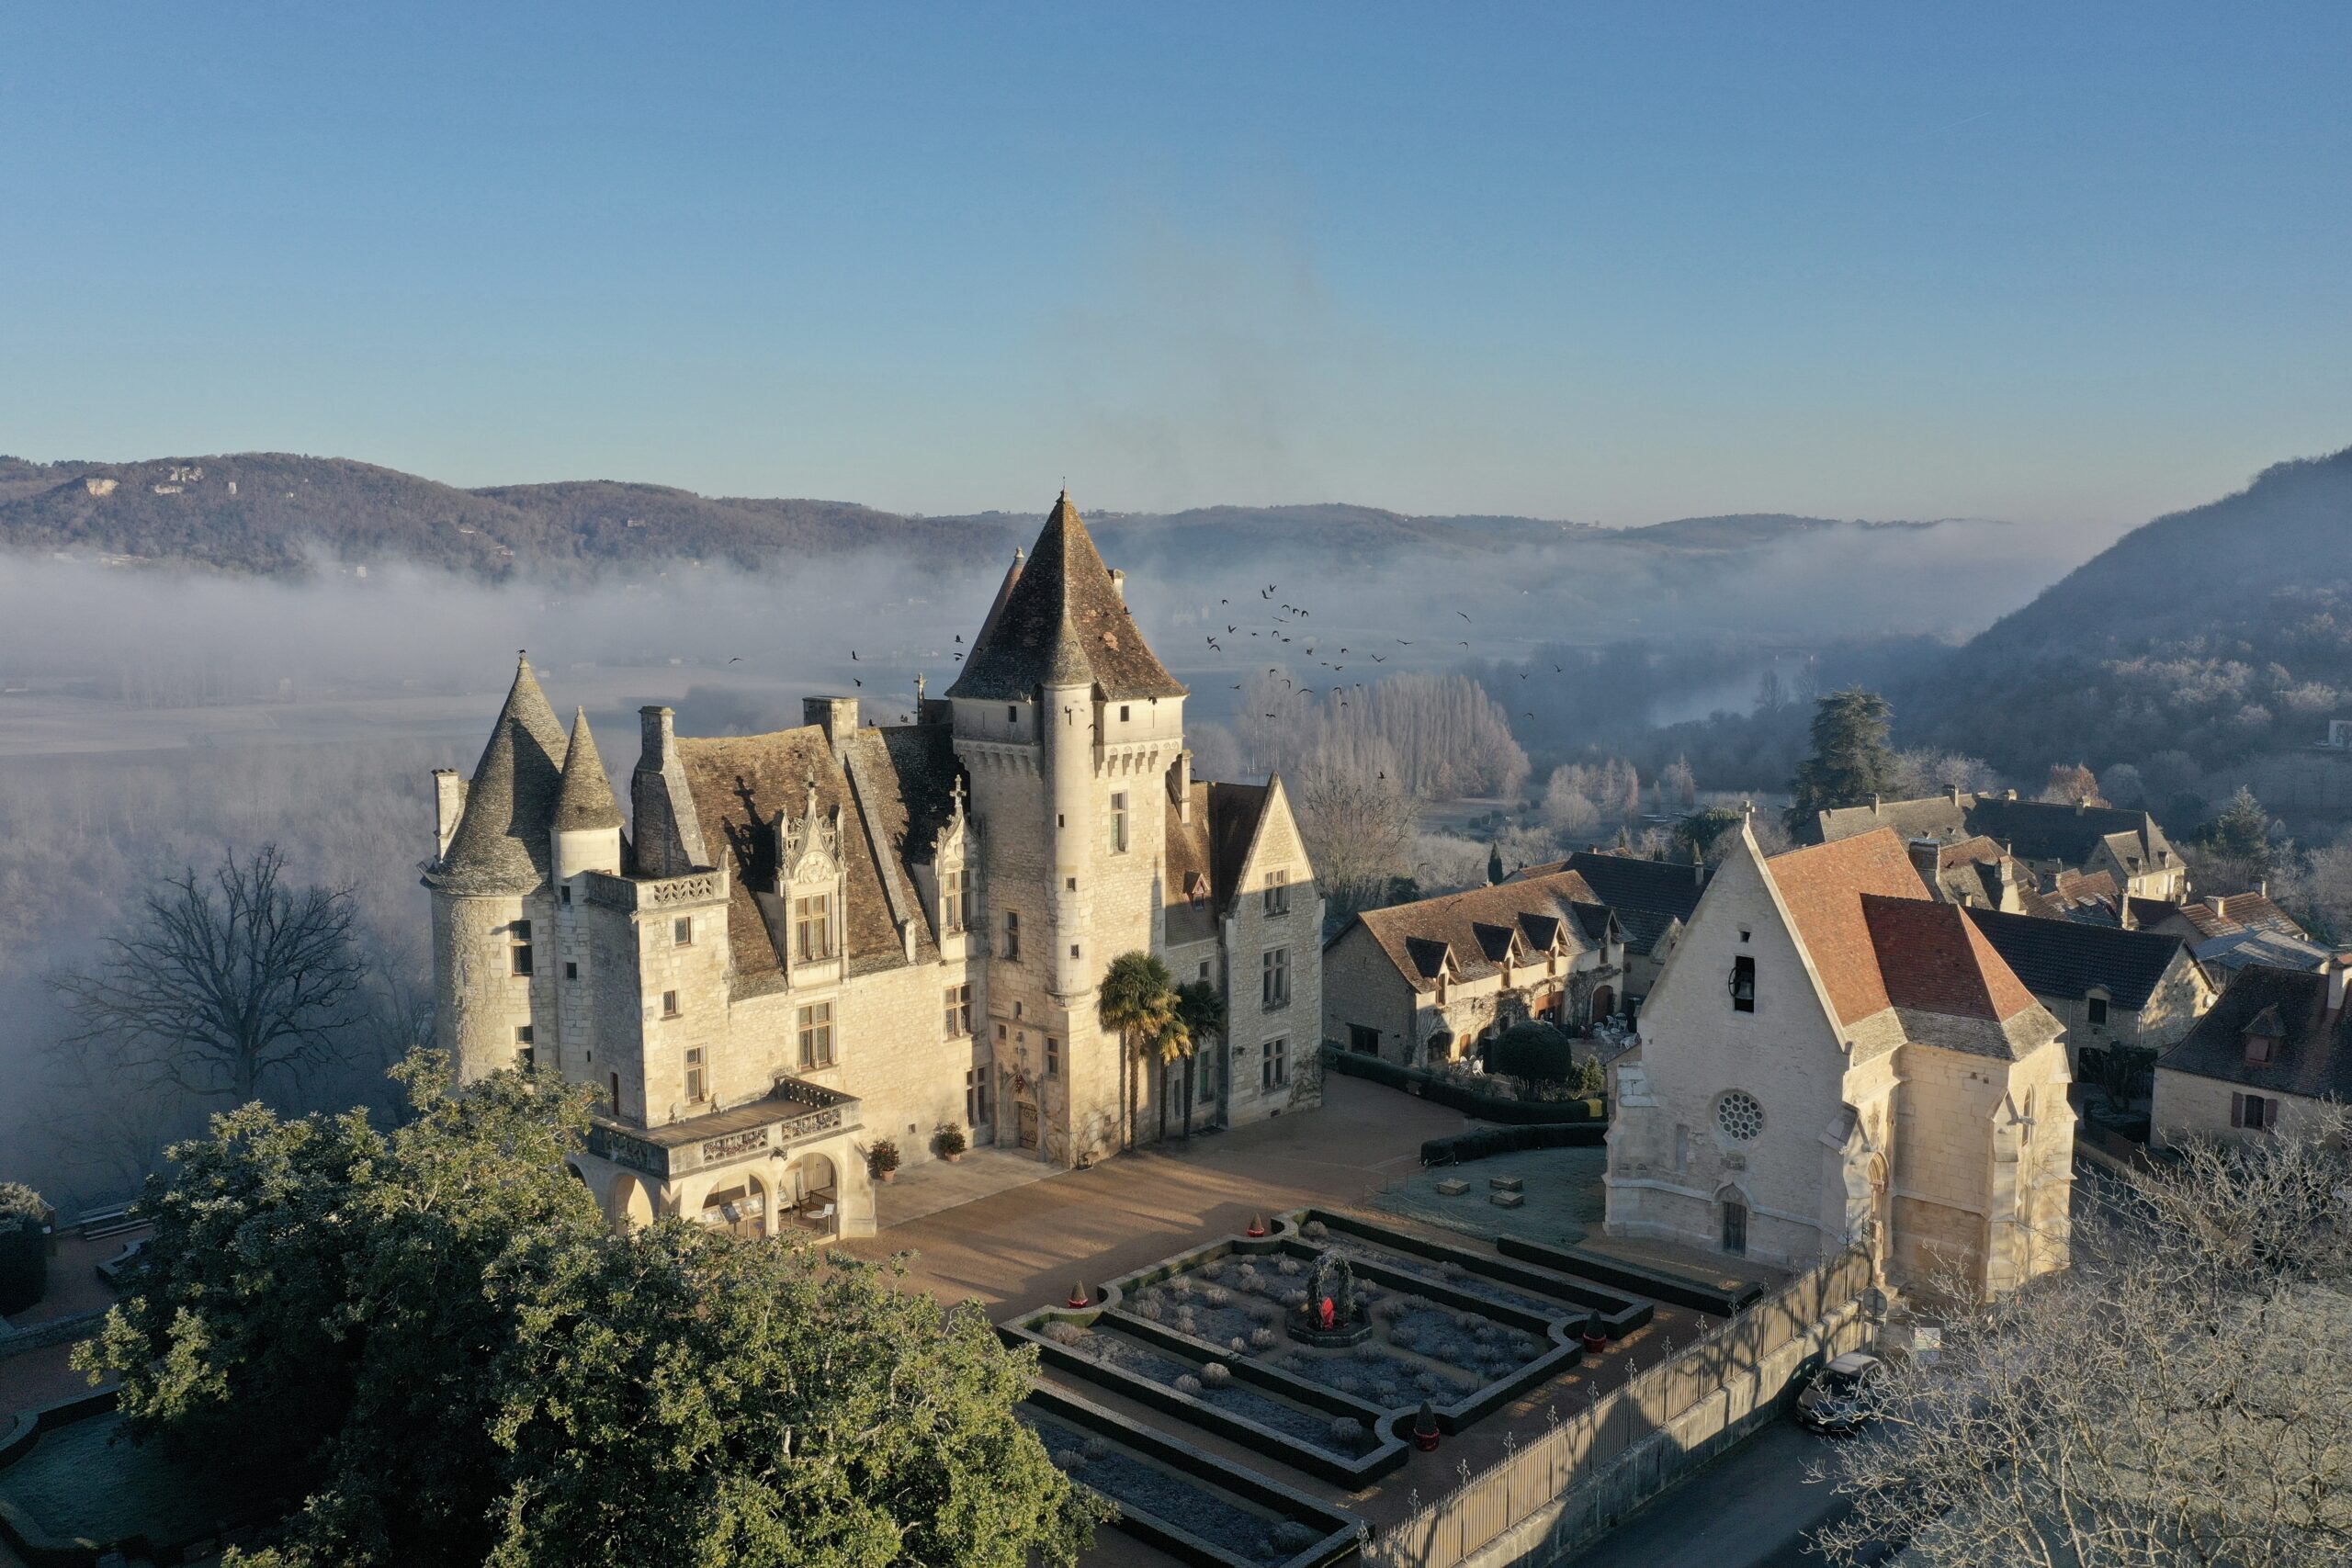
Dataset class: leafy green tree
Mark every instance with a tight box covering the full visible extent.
[1784,688,1900,833]
[1098,951,1179,1146]
[1172,979,1226,1139]
[78,1053,1098,1568]
[1675,806,1746,861]
[481,1226,1100,1568]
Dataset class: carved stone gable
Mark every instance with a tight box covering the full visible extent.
[779,776,842,887]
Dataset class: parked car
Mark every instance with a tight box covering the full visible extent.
[1797,1350,1885,1434]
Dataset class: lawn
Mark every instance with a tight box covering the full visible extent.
[1372,1145,1609,1247]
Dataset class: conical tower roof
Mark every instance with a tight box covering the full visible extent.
[945,491,1187,702]
[425,653,568,894]
[553,707,625,831]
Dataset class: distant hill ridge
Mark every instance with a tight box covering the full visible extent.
[0,450,1981,581]
[1905,443,2352,776]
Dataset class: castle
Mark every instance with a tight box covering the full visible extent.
[424,494,1322,1237]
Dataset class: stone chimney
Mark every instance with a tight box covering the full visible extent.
[1907,837,1941,889]
[805,694,860,747]
[633,705,708,877]
[2118,896,2135,931]
[1949,785,1964,805]
[2330,953,2352,1015]
[433,768,467,858]
[1109,568,1127,604]
[1871,795,1882,814]
[1170,747,1193,824]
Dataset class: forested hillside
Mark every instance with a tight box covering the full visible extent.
[1905,446,2352,775]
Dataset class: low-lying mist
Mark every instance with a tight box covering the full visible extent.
[0,513,2093,1208]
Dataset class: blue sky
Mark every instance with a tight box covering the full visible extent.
[2,4,2346,531]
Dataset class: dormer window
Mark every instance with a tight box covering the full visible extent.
[1187,872,1209,909]
[942,866,967,932]
[2244,1031,2274,1066]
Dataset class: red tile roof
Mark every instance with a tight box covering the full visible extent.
[1764,829,1934,1025]
[1864,895,2041,1021]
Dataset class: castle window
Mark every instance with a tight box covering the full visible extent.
[1007,705,1017,725]
[1120,705,1131,723]
[1111,794,1128,853]
[609,1072,621,1113]
[943,867,967,932]
[797,1003,835,1069]
[662,989,680,1019]
[510,920,535,976]
[1263,868,1290,917]
[944,984,972,1038]
[793,894,833,963]
[1070,943,1080,960]
[684,1046,706,1102]
[2086,993,2109,1027]
[514,1025,534,1071]
[565,961,578,981]
[1046,1035,1060,1078]
[1003,910,1021,962]
[996,1021,1007,1041]
[1261,947,1291,1009]
[1730,955,1756,1012]
[673,916,693,947]
[1261,1036,1289,1090]
[966,1066,991,1125]
[560,886,571,906]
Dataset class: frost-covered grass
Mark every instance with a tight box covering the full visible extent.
[1045,1321,1382,1457]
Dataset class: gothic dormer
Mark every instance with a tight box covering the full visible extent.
[779,777,846,986]
[927,778,975,958]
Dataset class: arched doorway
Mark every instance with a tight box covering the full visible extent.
[610,1172,656,1233]
[787,1153,838,1235]
[698,1178,766,1240]
[1590,985,1616,1023]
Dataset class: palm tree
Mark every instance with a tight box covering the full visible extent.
[1098,951,1178,1147]
[1173,979,1226,1140]
[1147,1010,1193,1145]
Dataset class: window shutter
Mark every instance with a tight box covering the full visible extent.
[2231,1091,2245,1128]
[2264,1097,2281,1131]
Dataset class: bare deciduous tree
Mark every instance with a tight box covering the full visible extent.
[51,845,369,1105]
[1815,1108,2352,1568]
[1292,728,1419,924]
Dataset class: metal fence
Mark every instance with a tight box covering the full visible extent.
[1364,1246,1874,1568]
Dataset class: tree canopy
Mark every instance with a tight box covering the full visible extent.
[77,1052,1098,1568]
[1783,688,1899,832]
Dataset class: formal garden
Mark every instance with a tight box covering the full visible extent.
[1010,1207,1659,1560]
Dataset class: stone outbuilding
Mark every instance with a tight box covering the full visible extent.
[2153,959,2352,1147]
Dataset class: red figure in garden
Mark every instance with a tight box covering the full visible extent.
[1318,1295,1337,1330]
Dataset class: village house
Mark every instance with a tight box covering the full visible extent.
[1607,823,2076,1300]
[424,493,1321,1238]
[1320,870,1625,1068]
[1961,907,2213,1081]
[1509,850,1703,1007]
[2152,959,2352,1147]
[1810,789,2188,901]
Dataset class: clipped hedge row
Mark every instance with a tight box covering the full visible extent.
[1419,1122,1606,1166]
[1321,1043,1604,1125]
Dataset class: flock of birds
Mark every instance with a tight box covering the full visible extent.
[741,575,1543,732]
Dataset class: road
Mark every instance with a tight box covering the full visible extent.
[1561,1416,1867,1568]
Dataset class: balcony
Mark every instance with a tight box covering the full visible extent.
[586,1077,859,1181]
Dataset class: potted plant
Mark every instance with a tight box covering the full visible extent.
[867,1138,900,1184]
[1412,1399,1442,1452]
[933,1122,967,1164]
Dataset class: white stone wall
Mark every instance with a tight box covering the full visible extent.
[434,889,545,1084]
[1606,840,1852,1269]
[2152,1066,2332,1149]
[1321,924,1421,1065]
[1222,787,1322,1130]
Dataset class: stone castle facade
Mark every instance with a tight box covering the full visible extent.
[424,495,1321,1237]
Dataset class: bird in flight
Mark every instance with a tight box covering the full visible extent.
[956,634,964,643]
[853,678,863,687]
[728,656,742,663]
[1371,655,1385,662]
[1457,612,1471,621]
[851,649,860,660]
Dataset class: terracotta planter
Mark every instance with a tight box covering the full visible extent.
[877,1168,896,1183]
[945,1153,963,1164]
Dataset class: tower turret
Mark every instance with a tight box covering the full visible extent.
[551,707,624,882]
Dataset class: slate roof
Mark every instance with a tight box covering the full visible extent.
[1963,905,2190,1011]
[1813,791,2182,879]
[944,492,1187,703]
[673,719,963,988]
[2158,964,2352,1100]
[1344,869,1608,990]
[552,707,625,831]
[2193,926,2334,978]
[424,655,569,895]
[1512,851,1704,955]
